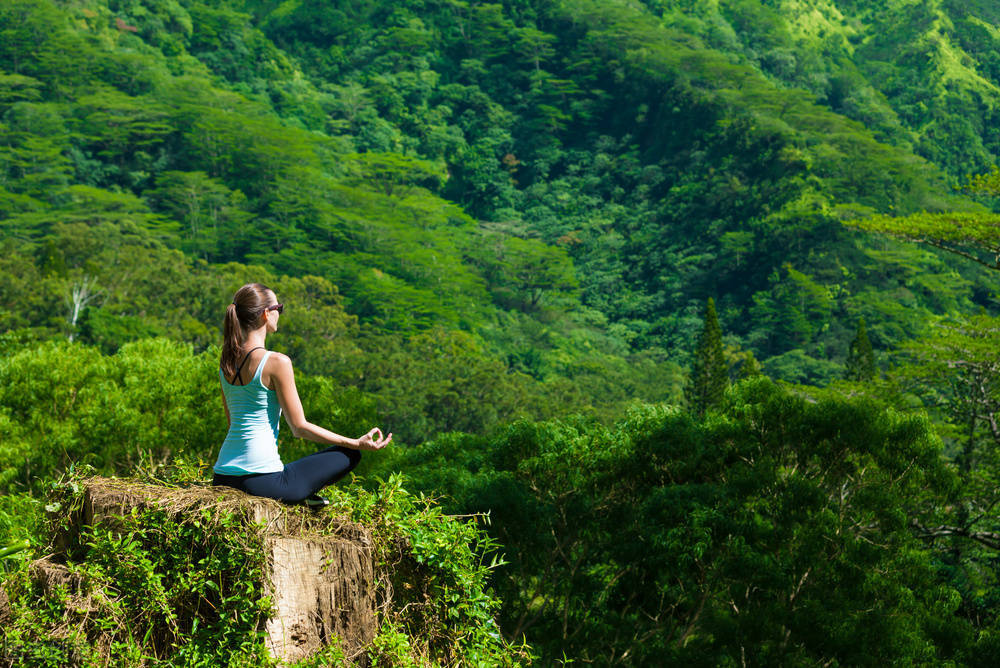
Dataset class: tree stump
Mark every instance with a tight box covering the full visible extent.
[47,477,376,664]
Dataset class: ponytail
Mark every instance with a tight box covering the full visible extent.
[220,283,274,380]
[220,303,243,380]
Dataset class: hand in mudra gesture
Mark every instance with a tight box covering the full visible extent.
[357,427,392,451]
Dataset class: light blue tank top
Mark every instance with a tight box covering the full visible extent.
[214,351,284,475]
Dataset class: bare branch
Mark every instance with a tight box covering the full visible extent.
[912,520,1000,551]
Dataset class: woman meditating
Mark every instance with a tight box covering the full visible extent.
[212,283,391,507]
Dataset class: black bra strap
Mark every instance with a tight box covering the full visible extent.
[232,346,264,385]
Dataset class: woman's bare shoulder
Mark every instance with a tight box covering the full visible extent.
[266,351,294,373]
[261,351,293,391]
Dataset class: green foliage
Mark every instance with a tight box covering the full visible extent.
[143,170,253,261]
[2,481,274,665]
[750,264,836,354]
[325,475,529,666]
[845,317,877,381]
[356,328,537,445]
[393,379,963,664]
[890,314,1000,471]
[2,0,1000,403]
[0,339,221,492]
[0,539,29,560]
[883,313,1000,656]
[474,235,580,314]
[0,491,39,546]
[685,297,728,415]
[849,209,1000,272]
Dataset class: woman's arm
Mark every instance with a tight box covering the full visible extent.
[269,353,392,451]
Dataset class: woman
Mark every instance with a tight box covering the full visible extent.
[212,283,391,506]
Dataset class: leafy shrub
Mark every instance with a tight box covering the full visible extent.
[325,474,530,666]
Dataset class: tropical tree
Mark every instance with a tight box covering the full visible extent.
[685,297,728,415]
[845,317,877,382]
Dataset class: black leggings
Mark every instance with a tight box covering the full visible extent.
[212,446,362,504]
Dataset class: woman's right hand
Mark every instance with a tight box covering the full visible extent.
[356,427,392,451]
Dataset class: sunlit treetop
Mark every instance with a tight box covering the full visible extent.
[847,167,1000,271]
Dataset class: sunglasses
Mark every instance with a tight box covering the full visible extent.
[265,303,284,314]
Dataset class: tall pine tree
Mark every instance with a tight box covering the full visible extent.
[845,318,876,381]
[686,297,728,416]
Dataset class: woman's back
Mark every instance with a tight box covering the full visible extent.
[215,350,283,475]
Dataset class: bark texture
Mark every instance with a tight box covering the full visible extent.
[264,534,375,662]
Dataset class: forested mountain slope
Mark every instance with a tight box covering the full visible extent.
[2,0,1000,402]
[236,0,1000,379]
[661,0,1000,179]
